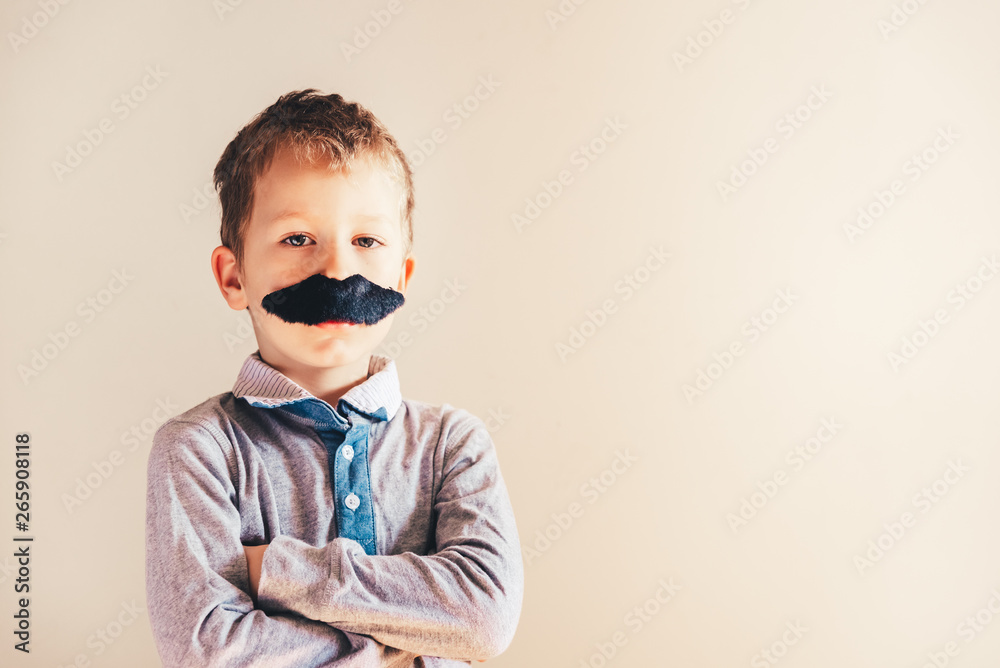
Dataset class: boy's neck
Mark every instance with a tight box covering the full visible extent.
[260,349,372,411]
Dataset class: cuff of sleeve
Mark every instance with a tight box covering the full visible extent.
[257,534,334,621]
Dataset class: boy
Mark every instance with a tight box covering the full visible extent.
[144,89,523,667]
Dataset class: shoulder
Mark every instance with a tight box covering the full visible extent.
[148,392,237,471]
[152,392,231,440]
[396,397,489,442]
[395,397,495,467]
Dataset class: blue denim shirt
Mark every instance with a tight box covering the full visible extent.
[145,351,523,667]
[242,374,389,558]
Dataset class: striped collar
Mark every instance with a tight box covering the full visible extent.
[231,350,401,422]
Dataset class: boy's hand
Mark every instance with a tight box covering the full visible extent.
[419,659,486,664]
[243,544,269,603]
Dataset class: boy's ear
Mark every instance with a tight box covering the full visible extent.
[397,253,415,297]
[211,245,249,311]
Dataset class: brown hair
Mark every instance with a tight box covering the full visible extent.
[213,89,414,270]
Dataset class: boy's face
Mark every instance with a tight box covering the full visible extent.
[212,145,414,375]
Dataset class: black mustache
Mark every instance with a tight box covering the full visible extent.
[260,273,405,326]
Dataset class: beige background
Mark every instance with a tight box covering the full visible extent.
[3,0,1000,666]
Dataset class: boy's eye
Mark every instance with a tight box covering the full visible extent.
[282,234,311,247]
[355,236,382,249]
[280,234,383,248]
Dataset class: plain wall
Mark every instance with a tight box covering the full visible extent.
[2,0,1000,665]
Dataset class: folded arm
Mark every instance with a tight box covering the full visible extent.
[255,412,524,661]
[145,418,420,668]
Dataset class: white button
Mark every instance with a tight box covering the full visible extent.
[342,444,354,461]
[345,493,360,510]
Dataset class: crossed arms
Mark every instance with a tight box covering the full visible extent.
[144,416,523,667]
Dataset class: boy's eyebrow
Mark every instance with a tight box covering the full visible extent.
[353,213,394,225]
[266,211,393,226]
[268,210,310,224]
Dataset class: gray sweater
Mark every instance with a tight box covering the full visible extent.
[144,351,523,667]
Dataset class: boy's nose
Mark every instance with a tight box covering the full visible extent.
[320,269,354,282]
[316,249,356,281]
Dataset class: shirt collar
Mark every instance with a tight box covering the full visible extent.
[231,350,401,422]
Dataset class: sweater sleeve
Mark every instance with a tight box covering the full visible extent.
[255,412,524,662]
[144,418,421,668]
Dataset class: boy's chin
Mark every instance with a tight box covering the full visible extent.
[292,350,371,373]
[303,336,383,363]
[262,320,390,361]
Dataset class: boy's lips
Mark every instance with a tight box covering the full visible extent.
[314,320,357,330]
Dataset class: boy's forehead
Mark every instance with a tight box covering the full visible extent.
[256,145,400,199]
[253,148,395,204]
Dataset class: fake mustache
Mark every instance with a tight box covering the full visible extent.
[260,273,405,326]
